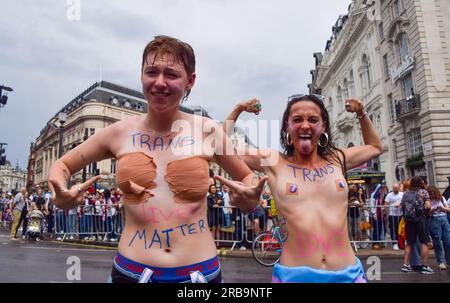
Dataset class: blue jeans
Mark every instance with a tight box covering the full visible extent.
[105,216,117,239]
[371,217,383,242]
[55,211,65,235]
[223,213,231,228]
[429,216,450,265]
[81,215,92,238]
[66,214,77,234]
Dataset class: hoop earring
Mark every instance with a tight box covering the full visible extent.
[285,132,292,146]
[318,132,329,147]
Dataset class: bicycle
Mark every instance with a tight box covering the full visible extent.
[251,223,287,267]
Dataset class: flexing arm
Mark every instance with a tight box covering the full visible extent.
[204,116,267,211]
[222,98,277,172]
[342,99,383,170]
[48,125,115,210]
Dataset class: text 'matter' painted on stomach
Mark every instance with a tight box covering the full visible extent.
[128,219,207,250]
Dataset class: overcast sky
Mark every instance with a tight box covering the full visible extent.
[0,0,351,169]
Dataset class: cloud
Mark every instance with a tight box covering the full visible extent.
[0,0,351,169]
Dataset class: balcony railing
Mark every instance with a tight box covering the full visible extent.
[395,94,420,122]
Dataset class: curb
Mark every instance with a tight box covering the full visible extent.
[52,239,436,259]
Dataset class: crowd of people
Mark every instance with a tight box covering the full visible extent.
[0,185,125,242]
[346,177,450,273]
[3,34,448,283]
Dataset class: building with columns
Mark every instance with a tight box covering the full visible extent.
[310,0,389,192]
[0,161,27,193]
[310,0,450,191]
[378,0,450,190]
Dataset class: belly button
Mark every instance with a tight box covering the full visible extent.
[164,248,171,253]
[322,256,327,263]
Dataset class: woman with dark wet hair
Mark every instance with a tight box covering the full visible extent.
[223,95,383,282]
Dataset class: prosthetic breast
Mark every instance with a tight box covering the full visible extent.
[116,152,157,204]
[164,157,210,203]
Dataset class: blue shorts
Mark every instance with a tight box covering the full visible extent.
[272,258,367,283]
[110,253,222,283]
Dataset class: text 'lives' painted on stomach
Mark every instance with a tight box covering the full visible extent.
[128,219,207,250]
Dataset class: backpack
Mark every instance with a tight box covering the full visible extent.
[401,191,424,223]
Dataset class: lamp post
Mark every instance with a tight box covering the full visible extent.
[82,128,89,182]
[0,85,13,109]
[57,112,67,158]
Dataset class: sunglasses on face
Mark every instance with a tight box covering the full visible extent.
[287,94,325,104]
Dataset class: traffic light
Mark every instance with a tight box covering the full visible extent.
[1,94,7,106]
[0,148,6,165]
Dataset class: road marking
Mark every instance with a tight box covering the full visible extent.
[55,241,118,250]
[20,246,115,253]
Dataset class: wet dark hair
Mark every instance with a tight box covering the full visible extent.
[280,95,346,175]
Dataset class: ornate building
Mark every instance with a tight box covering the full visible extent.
[311,0,450,191]
[310,0,389,191]
[378,0,450,190]
[0,161,27,192]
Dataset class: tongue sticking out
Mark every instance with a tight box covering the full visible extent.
[299,139,313,154]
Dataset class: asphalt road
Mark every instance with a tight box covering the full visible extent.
[0,234,449,283]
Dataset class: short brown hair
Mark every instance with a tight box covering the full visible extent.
[141,35,195,74]
[141,35,196,101]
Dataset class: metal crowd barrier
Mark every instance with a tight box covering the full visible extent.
[348,204,403,251]
[53,205,125,241]
[210,205,404,252]
[207,206,246,250]
[47,203,405,251]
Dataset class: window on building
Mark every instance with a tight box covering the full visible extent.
[378,22,384,40]
[337,86,343,113]
[328,97,333,117]
[383,54,389,77]
[343,79,349,102]
[388,94,396,124]
[376,114,382,134]
[394,0,401,16]
[403,72,414,99]
[111,158,116,174]
[90,128,95,136]
[408,128,423,156]
[398,32,410,62]
[392,139,398,161]
[362,54,372,90]
[349,70,355,97]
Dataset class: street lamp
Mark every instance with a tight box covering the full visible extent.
[57,112,67,158]
[0,85,13,109]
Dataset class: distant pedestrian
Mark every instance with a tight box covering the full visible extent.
[10,187,28,240]
[427,186,450,270]
[384,183,403,250]
[401,176,434,274]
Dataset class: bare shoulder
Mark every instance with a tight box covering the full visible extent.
[102,115,144,135]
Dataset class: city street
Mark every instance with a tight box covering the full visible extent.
[0,233,448,283]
